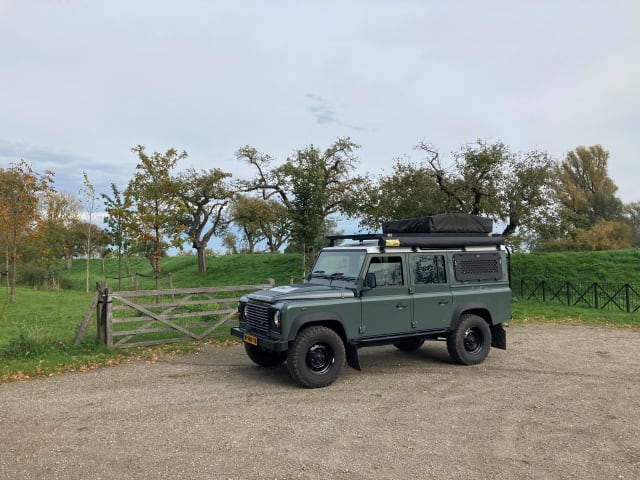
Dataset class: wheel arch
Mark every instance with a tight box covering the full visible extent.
[286,312,348,344]
[451,303,493,328]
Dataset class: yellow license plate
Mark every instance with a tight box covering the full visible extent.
[244,333,258,346]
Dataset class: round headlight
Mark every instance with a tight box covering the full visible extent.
[273,310,281,329]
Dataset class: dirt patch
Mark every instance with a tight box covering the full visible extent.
[1,323,639,479]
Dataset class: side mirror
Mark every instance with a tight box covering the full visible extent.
[364,272,377,289]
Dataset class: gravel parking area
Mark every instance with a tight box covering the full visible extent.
[1,323,639,479]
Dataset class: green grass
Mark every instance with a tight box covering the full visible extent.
[54,253,302,291]
[510,249,640,284]
[0,286,194,381]
[512,299,640,329]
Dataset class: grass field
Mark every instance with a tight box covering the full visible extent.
[2,250,639,382]
[510,248,640,284]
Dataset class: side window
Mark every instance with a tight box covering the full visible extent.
[367,256,404,287]
[413,255,447,285]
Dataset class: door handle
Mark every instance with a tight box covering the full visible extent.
[396,304,407,310]
[438,300,450,306]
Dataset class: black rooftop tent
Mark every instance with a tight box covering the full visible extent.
[327,214,503,249]
[382,213,493,234]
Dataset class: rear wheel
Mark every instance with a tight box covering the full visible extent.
[244,342,287,367]
[393,338,425,351]
[287,326,345,388]
[447,314,491,365]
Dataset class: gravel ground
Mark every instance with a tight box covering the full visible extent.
[1,323,639,480]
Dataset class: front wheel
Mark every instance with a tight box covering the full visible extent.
[287,326,345,388]
[446,314,491,365]
[244,342,287,367]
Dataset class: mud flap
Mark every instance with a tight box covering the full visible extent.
[346,344,361,371]
[491,324,507,350]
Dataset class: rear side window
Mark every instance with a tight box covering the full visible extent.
[453,252,503,282]
[412,255,447,284]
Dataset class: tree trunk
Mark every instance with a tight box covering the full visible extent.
[85,256,90,293]
[9,244,16,304]
[502,218,519,237]
[197,246,207,274]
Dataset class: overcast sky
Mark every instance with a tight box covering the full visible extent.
[2,0,639,211]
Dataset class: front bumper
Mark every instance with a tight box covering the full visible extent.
[230,327,289,352]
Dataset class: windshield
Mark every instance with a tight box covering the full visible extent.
[309,250,366,285]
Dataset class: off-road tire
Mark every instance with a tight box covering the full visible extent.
[287,326,345,388]
[447,314,491,365]
[244,343,287,367]
[393,338,425,351]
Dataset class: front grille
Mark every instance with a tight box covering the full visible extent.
[246,302,270,333]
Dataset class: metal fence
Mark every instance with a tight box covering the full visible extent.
[513,279,640,313]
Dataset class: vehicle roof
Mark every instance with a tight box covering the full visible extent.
[321,242,506,254]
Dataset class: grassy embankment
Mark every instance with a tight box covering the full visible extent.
[2,250,640,381]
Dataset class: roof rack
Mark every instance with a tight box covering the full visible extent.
[326,232,504,249]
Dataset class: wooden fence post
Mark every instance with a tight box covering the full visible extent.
[168,273,175,302]
[105,288,113,348]
[96,281,107,345]
[73,289,100,346]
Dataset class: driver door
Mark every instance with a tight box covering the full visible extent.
[360,254,412,337]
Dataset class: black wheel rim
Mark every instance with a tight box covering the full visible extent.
[463,327,483,354]
[306,343,334,375]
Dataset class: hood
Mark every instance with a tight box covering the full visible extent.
[247,283,356,303]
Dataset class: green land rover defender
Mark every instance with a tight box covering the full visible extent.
[231,213,511,388]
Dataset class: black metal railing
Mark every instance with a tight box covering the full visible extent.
[513,279,640,313]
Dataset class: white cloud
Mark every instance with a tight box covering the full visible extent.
[0,0,638,205]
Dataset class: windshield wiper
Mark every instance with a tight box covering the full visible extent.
[309,271,356,282]
[328,272,357,282]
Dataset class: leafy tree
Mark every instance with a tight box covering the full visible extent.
[536,145,625,251]
[585,220,632,250]
[229,195,265,253]
[254,198,291,253]
[174,167,234,273]
[237,137,362,273]
[553,145,623,227]
[36,191,82,277]
[227,195,292,253]
[625,201,640,247]
[342,158,454,231]
[0,160,54,302]
[286,147,327,272]
[79,172,98,292]
[126,146,186,282]
[222,231,239,255]
[416,139,554,243]
[101,183,134,288]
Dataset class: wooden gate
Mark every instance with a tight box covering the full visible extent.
[75,282,273,348]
